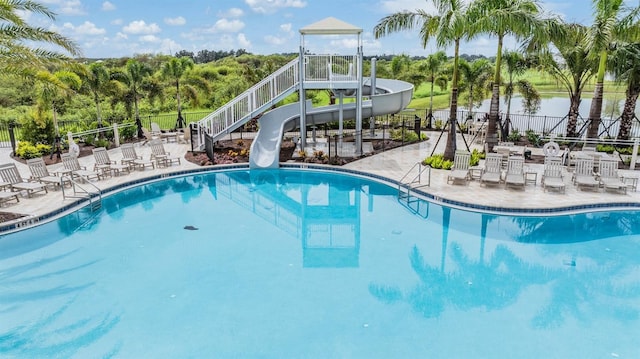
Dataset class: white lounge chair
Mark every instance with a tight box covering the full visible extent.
[151,122,178,143]
[61,153,102,182]
[149,140,181,167]
[93,147,131,176]
[504,156,525,189]
[0,163,48,198]
[598,158,627,194]
[26,157,69,189]
[121,143,155,171]
[541,157,566,193]
[447,150,470,185]
[480,153,503,186]
[573,157,600,191]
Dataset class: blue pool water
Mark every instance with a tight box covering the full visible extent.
[1,169,639,358]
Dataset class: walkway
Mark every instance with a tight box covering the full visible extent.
[1,130,639,231]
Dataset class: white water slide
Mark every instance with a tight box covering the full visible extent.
[249,78,414,168]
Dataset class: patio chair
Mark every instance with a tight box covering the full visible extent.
[480,153,503,186]
[573,157,600,191]
[151,122,178,143]
[93,147,131,177]
[0,163,48,198]
[504,156,525,189]
[598,158,627,194]
[61,152,102,182]
[120,143,155,171]
[149,139,181,167]
[26,157,69,189]
[446,150,470,185]
[541,157,566,193]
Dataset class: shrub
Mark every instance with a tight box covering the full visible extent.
[525,129,541,147]
[596,144,615,154]
[95,138,110,148]
[118,122,137,141]
[434,120,443,130]
[15,141,50,159]
[507,129,521,143]
[470,149,484,166]
[422,154,453,170]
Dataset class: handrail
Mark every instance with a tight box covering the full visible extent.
[398,162,431,199]
[195,58,300,148]
[61,174,102,210]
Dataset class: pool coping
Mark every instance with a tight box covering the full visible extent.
[2,163,640,235]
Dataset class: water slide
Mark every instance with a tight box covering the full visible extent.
[249,78,414,169]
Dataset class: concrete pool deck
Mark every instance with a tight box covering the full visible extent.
[1,130,639,230]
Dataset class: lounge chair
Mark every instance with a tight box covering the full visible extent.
[151,122,178,143]
[149,139,181,167]
[121,143,155,171]
[541,157,566,193]
[93,147,131,176]
[598,158,627,194]
[573,157,600,191]
[447,150,470,185]
[504,156,525,189]
[0,163,48,198]
[61,152,102,182]
[480,153,503,186]
[26,157,69,189]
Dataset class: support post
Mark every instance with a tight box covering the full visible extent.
[113,123,120,147]
[631,138,638,170]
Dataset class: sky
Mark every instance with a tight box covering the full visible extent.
[23,0,638,59]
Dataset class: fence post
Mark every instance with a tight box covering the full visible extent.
[113,123,120,147]
[8,120,16,155]
[631,138,638,170]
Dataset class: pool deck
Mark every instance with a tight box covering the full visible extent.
[1,130,640,230]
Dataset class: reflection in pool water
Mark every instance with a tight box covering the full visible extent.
[0,169,638,358]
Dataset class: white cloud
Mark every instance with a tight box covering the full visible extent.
[101,1,116,11]
[116,32,128,40]
[280,23,292,33]
[206,19,245,33]
[377,0,436,14]
[60,21,106,36]
[139,35,160,43]
[219,8,244,18]
[265,35,287,46]
[244,0,306,14]
[111,18,123,25]
[237,33,251,48]
[123,20,161,34]
[164,16,186,26]
[58,0,86,16]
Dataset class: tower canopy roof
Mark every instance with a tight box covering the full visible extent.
[299,17,362,35]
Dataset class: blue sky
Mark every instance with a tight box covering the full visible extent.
[26,0,636,59]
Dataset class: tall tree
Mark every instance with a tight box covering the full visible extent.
[81,62,110,128]
[468,0,559,152]
[585,0,640,139]
[161,56,194,129]
[608,43,640,140]
[375,0,471,160]
[418,51,448,129]
[0,0,80,75]
[112,59,153,138]
[538,23,596,138]
[458,58,493,121]
[501,50,540,137]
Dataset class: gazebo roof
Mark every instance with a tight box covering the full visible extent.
[299,17,362,35]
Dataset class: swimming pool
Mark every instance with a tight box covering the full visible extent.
[1,169,638,358]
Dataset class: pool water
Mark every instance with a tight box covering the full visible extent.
[1,169,639,358]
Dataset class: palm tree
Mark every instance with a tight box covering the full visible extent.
[418,51,448,129]
[161,56,195,129]
[374,0,471,160]
[502,50,541,137]
[0,0,80,75]
[468,0,559,152]
[458,58,493,122]
[81,62,110,129]
[585,0,640,139]
[112,59,153,138]
[608,43,640,140]
[538,23,596,138]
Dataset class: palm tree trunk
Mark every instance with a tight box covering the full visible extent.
[566,93,581,138]
[587,52,607,139]
[468,85,473,120]
[427,80,434,129]
[443,39,460,161]
[487,36,504,153]
[617,90,639,140]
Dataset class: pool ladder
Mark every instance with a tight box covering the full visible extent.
[61,175,103,211]
[397,162,431,218]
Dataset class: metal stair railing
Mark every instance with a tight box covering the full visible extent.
[61,175,102,211]
[195,58,300,149]
[398,162,431,200]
